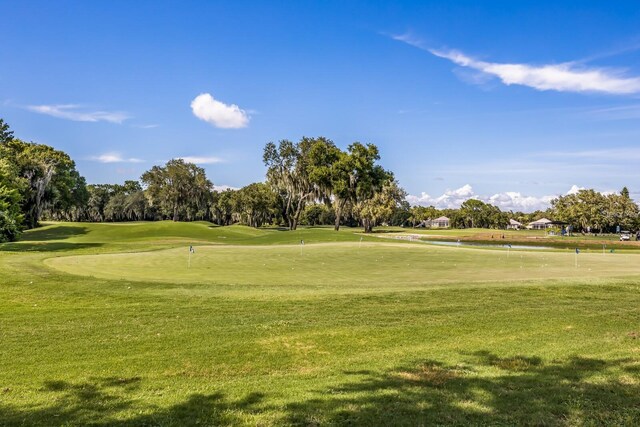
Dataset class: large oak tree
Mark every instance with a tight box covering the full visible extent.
[141,159,213,221]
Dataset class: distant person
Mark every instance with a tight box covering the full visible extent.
[636,231,640,241]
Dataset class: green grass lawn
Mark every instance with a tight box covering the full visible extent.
[1,222,640,426]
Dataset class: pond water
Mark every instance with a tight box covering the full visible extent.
[421,240,554,250]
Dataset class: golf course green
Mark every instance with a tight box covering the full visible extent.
[2,221,640,425]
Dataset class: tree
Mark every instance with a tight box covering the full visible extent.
[43,169,89,221]
[0,118,14,144]
[85,184,114,222]
[551,189,625,233]
[104,193,127,221]
[390,200,411,226]
[301,203,333,226]
[0,158,23,242]
[330,142,391,231]
[263,137,340,230]
[2,139,86,228]
[141,159,213,221]
[233,183,278,228]
[123,190,149,221]
[459,199,485,228]
[621,186,630,199]
[301,204,323,226]
[82,181,149,222]
[353,179,406,232]
[0,119,22,240]
[457,199,508,229]
[211,189,236,226]
[603,188,638,232]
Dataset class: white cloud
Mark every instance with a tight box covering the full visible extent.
[407,184,579,212]
[90,153,144,163]
[213,185,240,192]
[406,192,434,205]
[566,185,585,195]
[391,34,640,95]
[565,185,617,196]
[191,93,249,129]
[406,184,478,209]
[486,191,554,212]
[178,156,224,164]
[27,104,130,123]
[429,48,640,95]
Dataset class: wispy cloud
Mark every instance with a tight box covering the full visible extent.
[537,147,640,161]
[133,124,159,129]
[577,39,640,63]
[178,156,224,164]
[191,93,249,129]
[391,33,640,95]
[390,32,429,50]
[584,104,640,120]
[27,104,130,123]
[431,49,640,95]
[89,153,144,163]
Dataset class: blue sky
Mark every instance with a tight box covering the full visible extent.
[3,1,640,211]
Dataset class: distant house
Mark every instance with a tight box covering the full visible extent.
[507,219,523,230]
[416,216,450,228]
[527,218,553,230]
[431,216,450,228]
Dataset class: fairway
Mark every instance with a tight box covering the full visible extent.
[2,222,640,426]
[6,3,640,425]
[47,242,640,292]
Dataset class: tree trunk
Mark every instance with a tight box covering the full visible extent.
[284,195,293,229]
[334,200,344,231]
[291,194,307,231]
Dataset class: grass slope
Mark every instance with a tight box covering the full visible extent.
[1,222,640,426]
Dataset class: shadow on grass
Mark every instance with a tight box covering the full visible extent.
[0,377,266,426]
[2,352,639,425]
[0,224,98,252]
[284,351,640,426]
[259,226,291,231]
[0,242,103,252]
[20,225,89,242]
[368,229,404,234]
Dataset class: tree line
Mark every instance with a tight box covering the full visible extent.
[1,117,638,242]
[551,187,638,233]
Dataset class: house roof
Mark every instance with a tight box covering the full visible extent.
[434,216,449,221]
[509,219,522,225]
[529,218,552,225]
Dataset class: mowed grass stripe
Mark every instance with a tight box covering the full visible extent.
[45,242,640,290]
